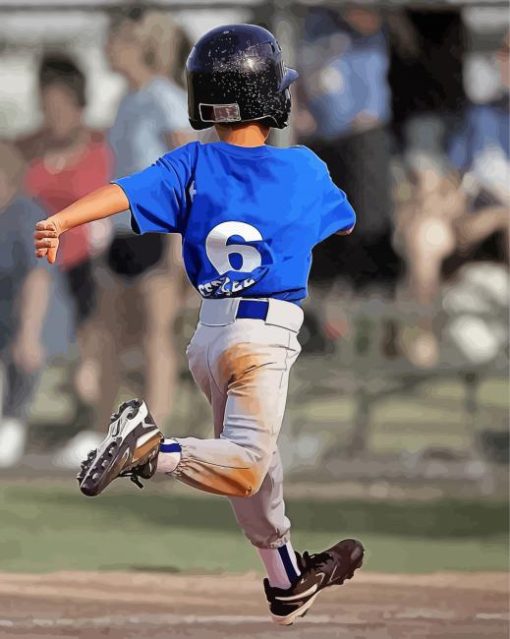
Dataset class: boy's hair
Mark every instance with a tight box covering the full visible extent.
[0,141,26,190]
[38,53,87,108]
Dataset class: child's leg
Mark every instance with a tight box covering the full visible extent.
[160,324,299,498]
[230,448,301,588]
[157,322,301,586]
[78,307,303,509]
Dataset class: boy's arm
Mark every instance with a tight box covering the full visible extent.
[34,184,128,263]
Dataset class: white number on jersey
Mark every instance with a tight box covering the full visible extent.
[205,221,263,275]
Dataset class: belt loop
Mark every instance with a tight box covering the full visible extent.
[230,297,241,320]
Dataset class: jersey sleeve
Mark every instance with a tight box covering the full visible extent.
[315,161,356,242]
[113,143,196,235]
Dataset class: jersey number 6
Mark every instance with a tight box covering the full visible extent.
[205,221,263,275]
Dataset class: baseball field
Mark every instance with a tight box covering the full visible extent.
[1,478,508,638]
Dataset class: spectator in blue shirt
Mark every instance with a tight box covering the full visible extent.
[298,7,399,295]
[301,8,391,140]
[445,33,509,266]
[448,32,509,210]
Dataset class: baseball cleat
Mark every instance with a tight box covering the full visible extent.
[264,538,364,625]
[77,399,163,497]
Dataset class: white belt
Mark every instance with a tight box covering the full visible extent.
[199,298,304,333]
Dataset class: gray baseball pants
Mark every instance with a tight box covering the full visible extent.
[173,298,303,549]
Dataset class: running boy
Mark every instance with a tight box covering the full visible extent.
[34,24,363,625]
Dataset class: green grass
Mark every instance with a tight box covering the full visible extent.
[21,373,509,575]
[1,480,507,574]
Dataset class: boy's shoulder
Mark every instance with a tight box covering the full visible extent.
[160,140,201,166]
[285,144,325,162]
[281,144,330,175]
[159,141,329,177]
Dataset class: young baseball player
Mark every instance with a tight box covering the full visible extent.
[34,24,363,624]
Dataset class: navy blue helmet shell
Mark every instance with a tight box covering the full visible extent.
[186,23,298,130]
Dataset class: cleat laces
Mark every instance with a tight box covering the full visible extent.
[297,550,333,573]
[120,471,145,489]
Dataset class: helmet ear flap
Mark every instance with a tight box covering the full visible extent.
[264,84,293,129]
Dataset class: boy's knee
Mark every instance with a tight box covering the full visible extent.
[220,433,273,497]
[228,445,273,496]
[231,463,266,497]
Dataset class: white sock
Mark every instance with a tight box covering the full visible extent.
[156,439,181,474]
[258,541,301,590]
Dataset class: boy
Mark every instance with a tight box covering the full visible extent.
[34,24,363,625]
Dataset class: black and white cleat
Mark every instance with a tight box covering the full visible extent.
[264,539,364,625]
[77,399,163,497]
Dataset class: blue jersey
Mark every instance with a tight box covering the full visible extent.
[115,141,355,302]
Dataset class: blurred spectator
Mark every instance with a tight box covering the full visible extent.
[19,54,113,451]
[448,34,509,211]
[388,9,464,175]
[0,142,50,467]
[88,7,193,464]
[446,33,509,272]
[395,34,509,367]
[107,6,192,176]
[298,7,400,297]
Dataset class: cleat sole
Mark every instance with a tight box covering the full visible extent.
[78,399,162,497]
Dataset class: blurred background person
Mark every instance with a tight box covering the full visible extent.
[297,7,400,347]
[296,7,400,356]
[389,9,464,185]
[18,53,113,461]
[448,32,509,227]
[395,32,509,367]
[85,6,194,468]
[0,142,50,467]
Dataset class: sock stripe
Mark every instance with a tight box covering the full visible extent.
[277,544,299,583]
[160,442,181,454]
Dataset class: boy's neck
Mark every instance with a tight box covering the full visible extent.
[215,123,269,147]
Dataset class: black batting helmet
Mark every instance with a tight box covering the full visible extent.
[186,24,298,130]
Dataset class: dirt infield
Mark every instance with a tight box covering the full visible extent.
[0,571,508,639]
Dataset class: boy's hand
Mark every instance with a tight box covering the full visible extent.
[33,185,129,264]
[34,218,61,264]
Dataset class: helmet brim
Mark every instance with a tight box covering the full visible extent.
[279,67,299,91]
